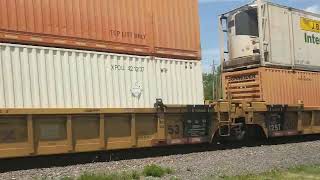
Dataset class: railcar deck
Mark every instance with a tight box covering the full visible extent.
[0,101,319,159]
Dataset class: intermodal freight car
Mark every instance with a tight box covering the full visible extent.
[1,101,320,159]
[1,0,320,160]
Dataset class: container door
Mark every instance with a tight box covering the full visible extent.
[267,5,292,66]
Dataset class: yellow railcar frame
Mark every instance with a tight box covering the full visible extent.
[0,102,320,159]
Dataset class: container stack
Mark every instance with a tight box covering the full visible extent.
[220,0,320,107]
[0,0,204,108]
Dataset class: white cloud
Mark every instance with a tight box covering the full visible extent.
[305,5,320,14]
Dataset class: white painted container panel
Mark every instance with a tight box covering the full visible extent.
[267,5,292,66]
[0,43,204,108]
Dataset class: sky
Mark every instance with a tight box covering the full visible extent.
[199,0,320,72]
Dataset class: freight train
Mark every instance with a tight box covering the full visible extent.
[0,0,320,159]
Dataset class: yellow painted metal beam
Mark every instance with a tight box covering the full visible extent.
[0,108,157,115]
[100,114,106,149]
[157,112,166,140]
[27,115,35,155]
[67,115,74,152]
[131,114,137,147]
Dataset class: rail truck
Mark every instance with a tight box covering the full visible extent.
[0,0,320,159]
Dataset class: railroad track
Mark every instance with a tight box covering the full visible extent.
[1,134,320,173]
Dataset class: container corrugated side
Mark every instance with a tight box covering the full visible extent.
[223,67,320,107]
[0,43,204,108]
[152,0,201,58]
[0,0,200,60]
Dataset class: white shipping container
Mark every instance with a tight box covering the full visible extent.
[220,0,320,71]
[0,43,204,108]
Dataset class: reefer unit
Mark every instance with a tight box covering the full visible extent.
[219,0,320,71]
[223,67,320,107]
[0,0,200,60]
[0,43,204,108]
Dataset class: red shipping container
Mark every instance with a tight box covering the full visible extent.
[0,0,200,59]
[223,67,320,107]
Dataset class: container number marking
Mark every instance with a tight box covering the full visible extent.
[269,124,281,131]
[111,65,144,72]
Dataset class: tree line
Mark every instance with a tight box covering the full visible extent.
[202,65,222,101]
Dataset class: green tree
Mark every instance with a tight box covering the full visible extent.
[203,73,213,100]
[203,65,222,101]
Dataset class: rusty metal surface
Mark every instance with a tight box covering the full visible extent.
[223,67,320,107]
[0,0,200,59]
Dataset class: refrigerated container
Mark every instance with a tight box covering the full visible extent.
[219,0,320,71]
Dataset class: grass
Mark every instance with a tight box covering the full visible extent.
[76,171,140,180]
[59,164,173,180]
[143,164,174,177]
[61,171,140,180]
[213,164,320,180]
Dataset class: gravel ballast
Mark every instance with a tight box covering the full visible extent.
[2,140,320,180]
